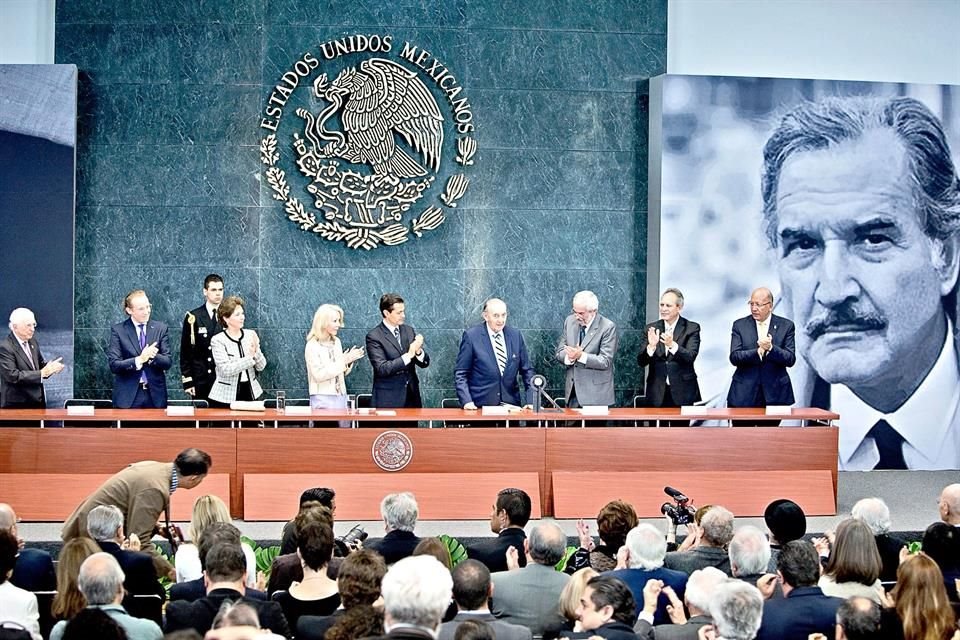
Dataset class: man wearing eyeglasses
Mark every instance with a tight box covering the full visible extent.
[727,287,796,408]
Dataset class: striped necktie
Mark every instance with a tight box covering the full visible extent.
[493,333,507,375]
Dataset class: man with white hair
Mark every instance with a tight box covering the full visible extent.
[0,307,64,408]
[665,507,734,576]
[85,504,165,601]
[555,290,618,407]
[634,567,726,639]
[368,555,453,640]
[50,552,162,640]
[367,492,422,565]
[708,581,763,640]
[728,526,772,586]
[608,523,688,625]
[850,497,904,581]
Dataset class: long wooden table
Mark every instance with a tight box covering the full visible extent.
[0,407,838,522]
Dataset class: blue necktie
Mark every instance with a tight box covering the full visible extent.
[138,324,148,384]
[393,326,401,346]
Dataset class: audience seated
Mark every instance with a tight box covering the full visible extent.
[607,523,688,625]
[816,518,885,604]
[59,607,129,640]
[164,542,291,638]
[50,552,162,640]
[835,596,881,640]
[465,488,531,573]
[921,522,960,602]
[413,537,457,622]
[664,506,734,576]
[850,497,906,583]
[170,522,266,603]
[708,580,763,640]
[755,540,843,640]
[297,549,386,640]
[366,492,422,565]
[552,567,599,639]
[634,567,727,640]
[325,604,384,640]
[666,505,714,554]
[267,506,337,596]
[490,522,570,636]
[85,505,165,603]
[51,537,101,622]
[272,514,341,630]
[763,499,807,566]
[453,619,495,640]
[882,552,957,640]
[728,526,773,587]
[209,600,286,640]
[0,530,41,640]
[566,575,638,640]
[439,559,531,640]
[367,555,452,640]
[0,503,55,592]
[565,500,639,574]
[939,484,960,526]
[279,487,337,556]
[175,495,257,588]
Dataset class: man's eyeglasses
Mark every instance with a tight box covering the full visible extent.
[748,301,771,309]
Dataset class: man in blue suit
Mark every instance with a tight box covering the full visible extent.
[366,293,430,408]
[455,298,535,409]
[107,290,172,408]
[727,287,796,408]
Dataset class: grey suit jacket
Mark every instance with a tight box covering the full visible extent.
[634,614,712,640]
[208,330,267,404]
[438,611,532,640]
[555,313,618,406]
[490,563,569,636]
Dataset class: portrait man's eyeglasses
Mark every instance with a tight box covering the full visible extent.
[748,301,771,308]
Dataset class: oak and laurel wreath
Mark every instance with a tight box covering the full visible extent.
[260,134,474,249]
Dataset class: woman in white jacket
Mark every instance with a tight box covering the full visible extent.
[208,296,266,406]
[305,304,364,426]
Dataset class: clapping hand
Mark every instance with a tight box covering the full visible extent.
[647,326,660,348]
[344,346,365,364]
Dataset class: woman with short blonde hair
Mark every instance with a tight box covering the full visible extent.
[174,494,256,588]
[305,304,364,427]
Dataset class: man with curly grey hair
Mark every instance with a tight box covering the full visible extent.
[708,580,763,640]
[664,506,734,576]
[368,555,453,640]
[367,492,422,565]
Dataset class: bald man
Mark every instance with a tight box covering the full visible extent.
[939,484,960,526]
[0,503,56,591]
[727,287,796,408]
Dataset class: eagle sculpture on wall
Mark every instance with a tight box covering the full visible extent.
[303,58,444,179]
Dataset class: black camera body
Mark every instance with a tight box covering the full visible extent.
[337,524,368,548]
[660,486,696,526]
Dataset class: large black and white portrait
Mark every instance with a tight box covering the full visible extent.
[651,76,960,470]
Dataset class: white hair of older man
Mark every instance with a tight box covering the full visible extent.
[572,290,599,311]
[684,567,729,613]
[382,555,453,631]
[851,497,891,535]
[8,307,35,331]
[626,523,667,570]
[709,580,763,640]
[381,492,419,532]
[728,526,771,577]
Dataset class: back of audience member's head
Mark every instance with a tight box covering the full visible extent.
[205,542,247,584]
[187,494,232,543]
[729,526,771,577]
[197,522,242,571]
[595,500,638,551]
[585,575,637,627]
[86,504,123,542]
[625,523,667,570]
[700,506,735,547]
[920,522,960,572]
[684,567,729,614]
[381,555,453,630]
[451,559,491,610]
[559,567,598,623]
[496,488,532,527]
[295,504,333,541]
[381,492,419,532]
[77,552,125,606]
[776,540,820,589]
[694,504,715,527]
[300,487,336,510]
[61,607,128,640]
[528,522,567,567]
[850,497,892,536]
[324,604,384,640]
[823,518,882,586]
[338,549,387,609]
[298,518,334,571]
[164,631,203,640]
[413,537,452,570]
[709,580,763,640]
[212,600,261,629]
[174,447,213,477]
[454,619,495,640]
[0,529,17,585]
[52,537,101,619]
[891,553,956,640]
[764,499,806,544]
[836,596,881,640]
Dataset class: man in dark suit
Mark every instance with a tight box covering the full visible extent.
[439,559,531,640]
[179,274,223,402]
[367,555,452,640]
[0,503,56,591]
[556,290,618,408]
[455,298,534,409]
[366,293,430,408]
[0,307,64,408]
[107,289,172,408]
[608,523,687,625]
[165,542,291,638]
[634,567,726,640]
[574,575,640,640]
[367,492,421,565]
[727,287,796,408]
[464,488,530,573]
[86,504,166,603]
[170,522,266,603]
[637,289,701,407]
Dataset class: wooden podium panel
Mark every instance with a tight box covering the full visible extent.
[244,472,542,521]
[5,473,231,521]
[552,470,836,518]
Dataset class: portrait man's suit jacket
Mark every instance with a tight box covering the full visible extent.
[439,611,532,640]
[490,563,569,636]
[455,324,534,407]
[727,313,796,407]
[0,332,49,408]
[555,313,618,406]
[636,316,701,407]
[365,322,430,408]
[107,318,172,408]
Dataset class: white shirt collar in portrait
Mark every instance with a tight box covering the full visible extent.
[836,318,960,470]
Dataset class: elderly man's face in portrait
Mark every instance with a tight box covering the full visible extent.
[775,128,959,393]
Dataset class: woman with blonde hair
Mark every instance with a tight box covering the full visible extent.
[548,567,599,639]
[51,537,100,621]
[882,552,957,640]
[175,494,257,588]
[305,304,364,427]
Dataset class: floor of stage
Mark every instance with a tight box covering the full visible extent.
[19,470,951,545]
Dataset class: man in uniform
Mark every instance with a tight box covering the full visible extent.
[180,274,223,401]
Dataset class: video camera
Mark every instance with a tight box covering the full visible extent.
[336,524,368,549]
[660,486,696,526]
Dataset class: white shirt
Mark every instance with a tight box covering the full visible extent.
[837,323,960,470]
[175,540,258,588]
[0,581,41,640]
[205,303,218,321]
[565,316,595,365]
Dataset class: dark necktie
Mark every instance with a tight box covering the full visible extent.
[138,324,148,384]
[21,341,34,369]
[393,326,401,346]
[493,333,507,375]
[869,419,907,470]
[578,326,586,345]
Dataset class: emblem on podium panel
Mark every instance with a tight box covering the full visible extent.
[260,35,477,249]
[372,430,414,471]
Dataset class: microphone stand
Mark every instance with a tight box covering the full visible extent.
[534,386,563,414]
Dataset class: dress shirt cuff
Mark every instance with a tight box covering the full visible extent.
[135,359,143,370]
[638,611,654,624]
[564,355,574,366]
[577,351,589,365]
[401,353,413,366]
[646,345,657,356]
[667,343,679,355]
